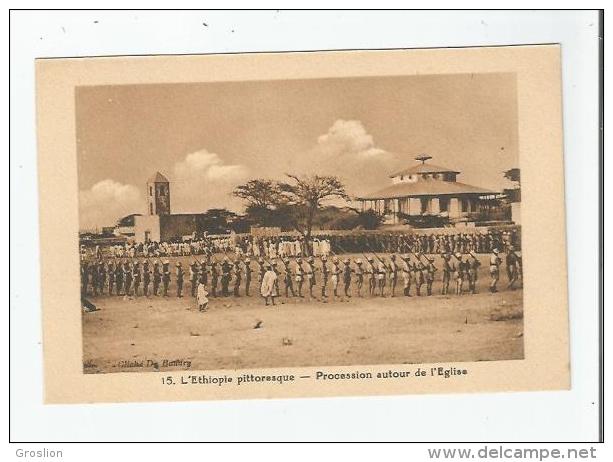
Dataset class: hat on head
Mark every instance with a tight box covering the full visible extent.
[455,253,462,258]
[356,259,362,264]
[343,258,350,264]
[493,248,499,254]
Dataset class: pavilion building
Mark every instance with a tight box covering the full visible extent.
[356,156,499,226]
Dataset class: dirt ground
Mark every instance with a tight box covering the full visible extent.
[82,253,524,374]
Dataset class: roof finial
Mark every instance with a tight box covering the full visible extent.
[415,154,432,164]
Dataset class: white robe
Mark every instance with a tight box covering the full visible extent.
[260,270,278,297]
[197,284,209,306]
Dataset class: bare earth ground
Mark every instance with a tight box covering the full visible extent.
[82,253,523,374]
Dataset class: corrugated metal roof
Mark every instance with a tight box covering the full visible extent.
[148,171,169,183]
[389,163,460,177]
[356,180,495,200]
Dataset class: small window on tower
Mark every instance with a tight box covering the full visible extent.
[149,203,153,214]
[149,186,153,196]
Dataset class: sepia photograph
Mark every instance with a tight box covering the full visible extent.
[14,8,599,446]
[76,72,524,374]
[36,45,569,404]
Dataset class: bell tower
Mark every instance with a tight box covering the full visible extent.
[147,171,171,216]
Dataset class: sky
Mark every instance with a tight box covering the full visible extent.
[76,73,518,229]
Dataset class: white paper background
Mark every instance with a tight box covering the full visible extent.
[9,9,601,442]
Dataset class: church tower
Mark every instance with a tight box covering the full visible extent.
[147,172,171,216]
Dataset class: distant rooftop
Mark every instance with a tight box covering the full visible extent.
[389,163,460,178]
[357,181,495,200]
[148,171,169,183]
[389,156,460,178]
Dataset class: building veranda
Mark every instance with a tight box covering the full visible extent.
[356,155,509,227]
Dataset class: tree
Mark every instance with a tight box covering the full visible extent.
[196,208,238,235]
[232,179,286,228]
[232,179,283,209]
[355,209,386,230]
[503,168,521,204]
[278,174,349,255]
[317,206,385,230]
[503,168,521,185]
[344,206,386,230]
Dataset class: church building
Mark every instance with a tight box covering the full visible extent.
[115,172,209,243]
[356,156,499,226]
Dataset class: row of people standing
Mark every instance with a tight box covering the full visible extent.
[323,229,520,255]
[105,237,235,259]
[81,247,521,301]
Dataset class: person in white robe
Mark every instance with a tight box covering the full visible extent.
[269,242,277,259]
[260,264,278,306]
[197,282,209,312]
[312,239,320,257]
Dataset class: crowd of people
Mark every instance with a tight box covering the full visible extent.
[84,228,520,262]
[80,229,522,311]
[104,237,237,259]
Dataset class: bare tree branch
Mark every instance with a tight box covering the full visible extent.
[278,174,349,255]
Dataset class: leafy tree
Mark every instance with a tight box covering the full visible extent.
[503,168,521,185]
[196,208,238,235]
[232,179,283,209]
[503,168,521,203]
[278,174,349,254]
[313,207,385,231]
[355,209,385,230]
[232,179,287,228]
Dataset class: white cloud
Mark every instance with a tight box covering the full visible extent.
[172,149,249,212]
[310,119,399,197]
[174,150,248,181]
[317,119,386,158]
[79,179,142,229]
